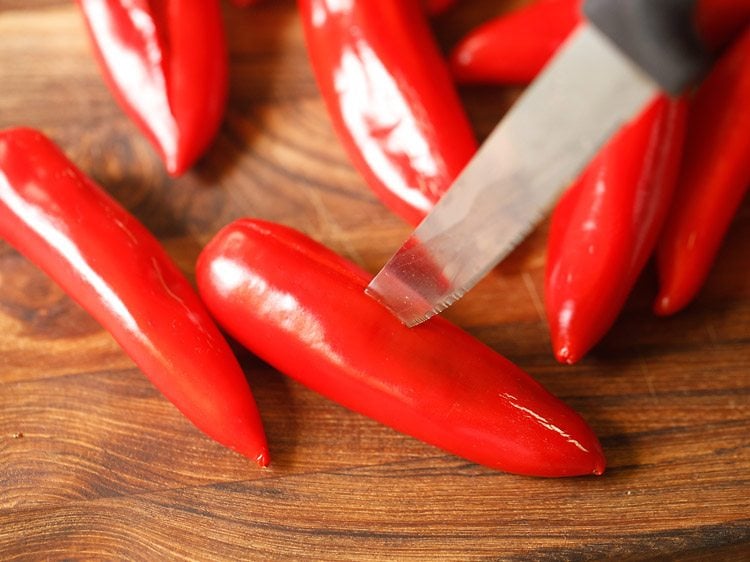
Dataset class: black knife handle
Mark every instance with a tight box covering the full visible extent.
[583,0,711,94]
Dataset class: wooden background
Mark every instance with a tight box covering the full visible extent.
[1,1,748,559]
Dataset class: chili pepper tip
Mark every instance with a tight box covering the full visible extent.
[554,344,579,366]
[237,443,270,467]
[653,293,678,317]
[254,447,271,468]
[586,438,606,476]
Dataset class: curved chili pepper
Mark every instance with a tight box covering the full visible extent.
[76,0,228,176]
[655,27,750,316]
[196,219,606,477]
[449,0,580,85]
[449,0,750,86]
[298,0,477,226]
[545,96,688,364]
[0,128,268,465]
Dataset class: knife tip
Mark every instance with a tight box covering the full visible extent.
[365,273,439,327]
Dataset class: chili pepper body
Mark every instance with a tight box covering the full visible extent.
[449,0,750,86]
[449,0,580,85]
[545,97,688,364]
[0,128,268,465]
[234,0,453,13]
[298,0,477,225]
[197,219,605,477]
[655,27,750,316]
[76,0,228,176]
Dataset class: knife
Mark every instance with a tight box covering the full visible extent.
[366,0,711,327]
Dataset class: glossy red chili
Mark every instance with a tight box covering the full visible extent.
[233,0,455,12]
[197,219,606,477]
[545,96,688,364]
[655,27,750,316]
[76,0,228,176]
[233,0,456,11]
[298,0,477,226]
[449,0,580,85]
[449,0,750,85]
[0,128,268,465]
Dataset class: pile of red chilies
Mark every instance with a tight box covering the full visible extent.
[1,0,748,478]
[449,0,750,363]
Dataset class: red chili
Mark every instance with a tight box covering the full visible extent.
[76,0,228,177]
[298,0,477,226]
[655,27,750,316]
[196,219,606,477]
[233,0,453,13]
[449,0,580,85]
[0,128,268,465]
[449,0,750,85]
[545,97,688,364]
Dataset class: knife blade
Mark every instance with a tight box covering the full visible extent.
[366,0,709,327]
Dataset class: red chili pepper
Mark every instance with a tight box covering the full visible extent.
[298,0,477,226]
[655,27,750,316]
[449,0,750,86]
[449,0,580,85]
[196,219,606,477]
[233,0,455,11]
[545,96,688,364]
[0,128,268,465]
[234,0,456,11]
[76,0,228,176]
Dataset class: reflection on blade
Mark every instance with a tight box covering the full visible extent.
[367,24,658,327]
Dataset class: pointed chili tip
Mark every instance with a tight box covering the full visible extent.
[654,293,675,317]
[592,455,606,476]
[585,437,607,476]
[555,344,579,365]
[230,438,270,467]
[165,156,188,178]
[254,446,271,468]
[449,45,490,85]
[448,49,471,80]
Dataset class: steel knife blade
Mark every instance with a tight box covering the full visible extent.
[366,22,660,326]
[367,0,711,327]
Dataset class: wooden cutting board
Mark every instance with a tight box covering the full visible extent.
[1,1,748,559]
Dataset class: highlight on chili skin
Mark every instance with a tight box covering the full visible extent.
[76,0,228,176]
[197,218,606,478]
[298,0,477,225]
[545,96,688,364]
[655,25,750,316]
[0,128,269,465]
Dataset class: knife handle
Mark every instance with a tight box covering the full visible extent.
[583,0,711,94]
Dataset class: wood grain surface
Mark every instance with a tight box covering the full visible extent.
[1,1,748,560]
